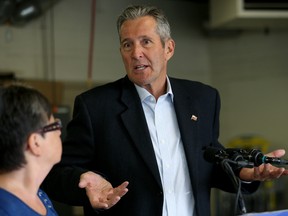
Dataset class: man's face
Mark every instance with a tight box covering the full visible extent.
[119,16,174,89]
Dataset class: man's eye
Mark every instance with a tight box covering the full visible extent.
[143,39,151,44]
[122,43,132,50]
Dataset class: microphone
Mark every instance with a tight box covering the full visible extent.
[203,147,288,167]
[246,149,288,167]
[203,146,254,168]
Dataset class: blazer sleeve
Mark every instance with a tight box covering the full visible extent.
[42,94,97,206]
[207,89,260,194]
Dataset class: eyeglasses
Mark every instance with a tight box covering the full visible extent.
[38,119,62,134]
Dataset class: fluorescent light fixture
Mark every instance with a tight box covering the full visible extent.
[12,0,41,25]
[20,5,36,17]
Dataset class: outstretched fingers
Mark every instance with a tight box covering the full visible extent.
[100,181,129,209]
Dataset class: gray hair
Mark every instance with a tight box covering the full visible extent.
[117,5,172,45]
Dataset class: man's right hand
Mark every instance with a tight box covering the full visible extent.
[78,171,129,209]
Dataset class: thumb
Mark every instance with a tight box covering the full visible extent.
[78,177,88,189]
[266,149,286,158]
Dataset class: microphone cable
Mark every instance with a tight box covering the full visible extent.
[220,158,247,215]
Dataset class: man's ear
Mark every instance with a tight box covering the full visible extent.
[165,39,175,61]
[27,133,42,156]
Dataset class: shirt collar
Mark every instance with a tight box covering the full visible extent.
[134,77,174,102]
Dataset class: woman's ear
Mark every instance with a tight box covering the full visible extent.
[26,133,42,156]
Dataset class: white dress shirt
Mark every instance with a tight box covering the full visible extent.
[135,78,195,216]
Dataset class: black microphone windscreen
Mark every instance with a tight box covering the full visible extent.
[203,146,225,163]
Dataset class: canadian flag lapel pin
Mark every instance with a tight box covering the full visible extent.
[191,115,198,121]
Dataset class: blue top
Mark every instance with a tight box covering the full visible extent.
[0,188,58,216]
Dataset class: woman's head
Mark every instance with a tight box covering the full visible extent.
[0,83,53,173]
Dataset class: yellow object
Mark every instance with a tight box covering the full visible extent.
[226,135,270,153]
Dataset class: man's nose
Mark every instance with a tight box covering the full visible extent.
[131,44,143,59]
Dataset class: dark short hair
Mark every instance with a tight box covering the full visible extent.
[117,5,172,45]
[0,84,52,173]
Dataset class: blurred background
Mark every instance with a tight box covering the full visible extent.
[1,0,288,215]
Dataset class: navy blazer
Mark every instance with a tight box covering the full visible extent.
[43,76,259,216]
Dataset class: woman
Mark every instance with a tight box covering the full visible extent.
[0,84,61,216]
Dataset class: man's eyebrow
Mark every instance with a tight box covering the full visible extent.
[120,38,130,43]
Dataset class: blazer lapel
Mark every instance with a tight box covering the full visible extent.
[119,78,162,188]
[171,79,201,191]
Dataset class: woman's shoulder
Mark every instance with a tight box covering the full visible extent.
[0,188,58,216]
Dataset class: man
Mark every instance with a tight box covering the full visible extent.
[43,5,288,216]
